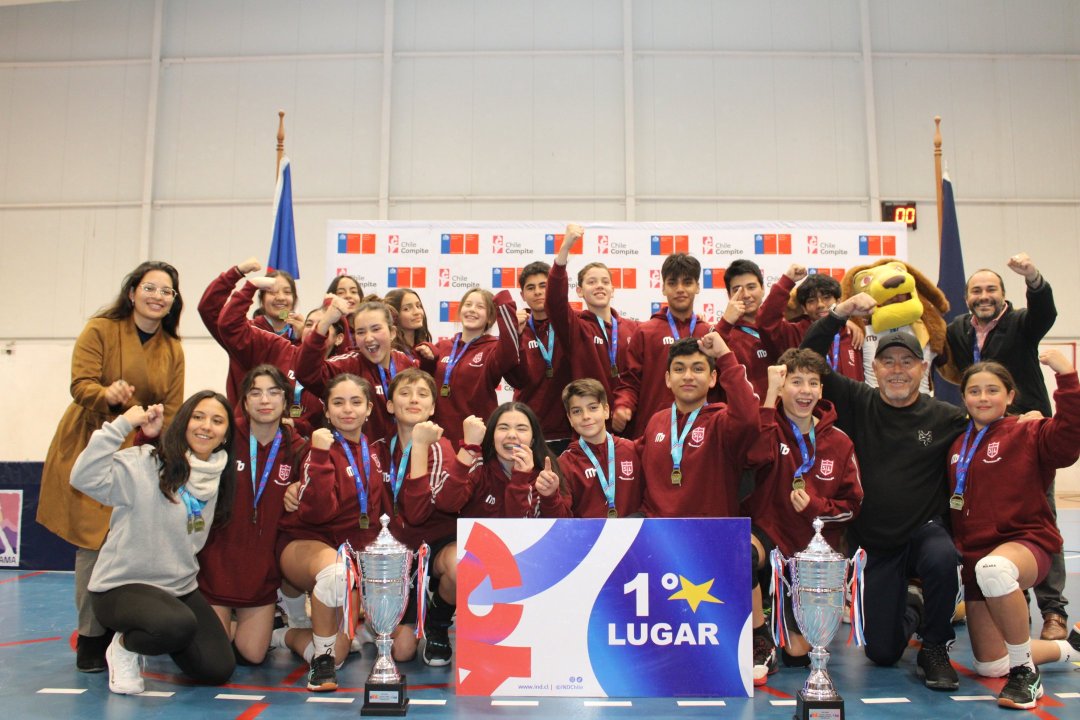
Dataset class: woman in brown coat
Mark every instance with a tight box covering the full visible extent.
[37,261,185,672]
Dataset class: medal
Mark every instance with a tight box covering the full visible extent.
[251,508,258,524]
[277,309,290,321]
[792,476,806,491]
[671,469,682,485]
[545,367,553,378]
[193,516,205,533]
[290,405,302,418]
[669,402,702,489]
[610,365,619,378]
[579,435,618,520]
[186,516,194,534]
[787,417,816,494]
[440,384,451,397]
[335,430,371,531]
[949,494,964,511]
[359,513,370,530]
[607,507,618,519]
[953,420,997,515]
[441,333,476,400]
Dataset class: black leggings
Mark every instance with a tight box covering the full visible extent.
[91,584,235,685]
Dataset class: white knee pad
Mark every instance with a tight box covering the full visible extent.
[313,563,348,608]
[973,655,1010,678]
[974,555,1020,598]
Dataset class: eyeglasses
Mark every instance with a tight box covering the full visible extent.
[140,283,177,298]
[246,387,286,400]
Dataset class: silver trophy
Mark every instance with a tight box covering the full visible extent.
[358,514,414,716]
[771,518,864,720]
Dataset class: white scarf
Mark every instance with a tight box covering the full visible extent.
[184,449,227,500]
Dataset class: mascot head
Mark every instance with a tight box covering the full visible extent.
[840,258,950,357]
[851,260,924,333]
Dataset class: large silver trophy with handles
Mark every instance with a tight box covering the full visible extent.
[358,515,414,716]
[771,518,865,720]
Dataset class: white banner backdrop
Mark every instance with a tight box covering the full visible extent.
[325,220,907,342]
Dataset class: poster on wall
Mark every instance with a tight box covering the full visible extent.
[0,489,22,567]
[325,220,906,341]
[455,518,752,698]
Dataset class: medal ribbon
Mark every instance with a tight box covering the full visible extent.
[666,309,697,340]
[954,420,995,499]
[827,332,841,370]
[177,486,208,533]
[971,325,982,363]
[670,403,703,478]
[389,434,412,503]
[249,429,283,515]
[578,435,617,513]
[787,417,816,480]
[527,315,555,376]
[334,430,371,519]
[292,380,304,409]
[736,325,760,339]
[377,360,397,400]
[597,314,619,373]
[441,333,476,391]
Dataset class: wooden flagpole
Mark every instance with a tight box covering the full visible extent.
[934,116,943,248]
[276,110,286,181]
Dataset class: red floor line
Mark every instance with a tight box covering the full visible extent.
[280,663,308,686]
[142,670,449,695]
[0,636,62,648]
[0,571,45,585]
[755,685,794,699]
[234,702,270,720]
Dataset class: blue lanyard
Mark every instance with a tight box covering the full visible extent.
[954,421,995,498]
[827,332,841,370]
[377,360,397,399]
[441,333,476,393]
[666,309,697,341]
[334,430,371,524]
[249,429,283,522]
[388,434,412,504]
[597,314,620,376]
[527,315,555,376]
[277,323,295,341]
[787,417,816,478]
[578,435,616,513]
[290,380,304,417]
[737,325,760,340]
[177,486,208,534]
[670,403,703,478]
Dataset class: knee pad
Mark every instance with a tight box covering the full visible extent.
[975,555,1020,598]
[313,563,348,608]
[972,655,1009,678]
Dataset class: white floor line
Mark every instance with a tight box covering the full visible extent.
[492,700,539,706]
[214,693,266,701]
[770,699,797,706]
[410,699,448,705]
[862,697,911,704]
[137,691,175,698]
[36,689,86,695]
[1056,692,1080,699]
[676,700,727,707]
[950,695,995,701]
[306,696,354,703]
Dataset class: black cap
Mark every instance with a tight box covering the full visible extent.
[874,330,922,359]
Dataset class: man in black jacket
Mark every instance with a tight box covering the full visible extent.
[944,254,1068,640]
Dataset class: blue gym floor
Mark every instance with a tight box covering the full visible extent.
[3,511,1080,719]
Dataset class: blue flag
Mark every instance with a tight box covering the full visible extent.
[934,172,966,406]
[268,157,300,278]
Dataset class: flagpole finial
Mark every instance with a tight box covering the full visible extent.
[934,116,942,154]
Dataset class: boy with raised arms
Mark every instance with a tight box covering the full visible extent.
[546,224,639,415]
[714,259,774,400]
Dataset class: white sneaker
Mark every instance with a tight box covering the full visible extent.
[106,634,144,695]
[350,622,376,653]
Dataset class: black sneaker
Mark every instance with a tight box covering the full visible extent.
[421,624,453,667]
[916,643,959,691]
[997,665,1043,710]
[306,653,338,692]
[76,633,110,673]
[752,629,778,686]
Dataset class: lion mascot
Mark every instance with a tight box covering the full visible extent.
[840,259,951,392]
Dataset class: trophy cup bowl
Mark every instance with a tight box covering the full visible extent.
[780,518,853,720]
[358,515,414,716]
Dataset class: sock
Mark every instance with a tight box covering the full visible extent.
[280,592,309,626]
[1005,639,1035,671]
[1055,640,1078,663]
[312,633,336,659]
[427,590,456,627]
[270,627,289,650]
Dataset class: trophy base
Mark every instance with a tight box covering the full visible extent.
[361,675,409,716]
[794,690,844,720]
